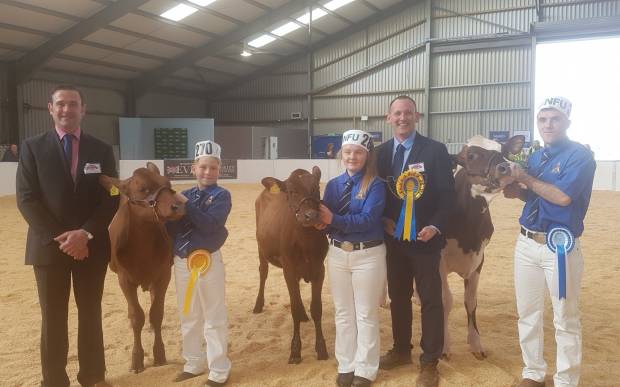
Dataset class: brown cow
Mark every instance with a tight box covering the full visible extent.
[254,166,329,364]
[100,162,185,373]
[439,135,525,360]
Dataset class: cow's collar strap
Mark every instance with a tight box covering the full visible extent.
[290,195,320,217]
[128,185,173,223]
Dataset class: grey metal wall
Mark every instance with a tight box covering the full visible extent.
[211,0,620,154]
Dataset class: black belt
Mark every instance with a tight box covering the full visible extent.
[330,239,383,252]
[520,226,546,244]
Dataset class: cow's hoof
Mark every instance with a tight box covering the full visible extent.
[316,341,328,360]
[130,366,145,374]
[252,305,263,314]
[471,351,487,360]
[441,353,451,361]
[288,355,302,364]
[153,358,167,367]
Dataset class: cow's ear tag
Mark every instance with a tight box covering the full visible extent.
[270,184,280,194]
[110,185,120,196]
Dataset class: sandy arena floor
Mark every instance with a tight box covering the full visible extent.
[1,184,618,386]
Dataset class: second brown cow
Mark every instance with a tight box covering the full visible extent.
[254,166,329,364]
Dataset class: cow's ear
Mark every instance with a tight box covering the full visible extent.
[99,175,124,195]
[146,162,161,175]
[311,166,321,182]
[261,177,286,193]
[455,145,469,167]
[502,135,525,157]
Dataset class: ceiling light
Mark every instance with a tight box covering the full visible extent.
[188,0,216,6]
[296,8,328,25]
[324,0,356,11]
[161,4,197,21]
[248,34,276,48]
[272,21,302,37]
[241,50,252,57]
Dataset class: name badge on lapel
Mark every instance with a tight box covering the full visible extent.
[408,162,425,173]
[84,163,102,174]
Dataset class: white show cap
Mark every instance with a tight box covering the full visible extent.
[194,140,221,160]
[468,135,501,152]
[341,129,373,151]
[537,96,572,118]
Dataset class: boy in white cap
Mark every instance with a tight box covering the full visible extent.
[315,129,386,387]
[167,140,232,386]
[504,97,596,387]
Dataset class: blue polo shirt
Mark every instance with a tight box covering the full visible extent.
[323,171,386,242]
[167,184,231,258]
[519,139,595,237]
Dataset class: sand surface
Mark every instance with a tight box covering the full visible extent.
[1,185,618,386]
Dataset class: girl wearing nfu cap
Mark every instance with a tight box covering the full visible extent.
[315,129,387,387]
[166,140,232,386]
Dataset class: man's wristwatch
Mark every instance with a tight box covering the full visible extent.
[82,229,94,240]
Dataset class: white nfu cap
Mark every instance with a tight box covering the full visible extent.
[537,96,572,118]
[341,129,373,151]
[194,140,221,160]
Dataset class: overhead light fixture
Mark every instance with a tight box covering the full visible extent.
[248,34,276,48]
[161,3,198,21]
[272,21,302,37]
[324,0,356,11]
[188,0,216,6]
[241,50,252,57]
[296,8,328,25]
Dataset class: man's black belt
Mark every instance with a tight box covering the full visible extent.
[520,226,546,244]
[330,239,383,252]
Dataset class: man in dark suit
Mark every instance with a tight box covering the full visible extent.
[16,85,119,387]
[376,96,455,387]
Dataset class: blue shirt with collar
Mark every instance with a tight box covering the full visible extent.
[519,138,596,237]
[323,171,386,242]
[392,131,416,176]
[167,184,231,258]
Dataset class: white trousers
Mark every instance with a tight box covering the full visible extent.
[514,234,584,387]
[327,243,387,381]
[174,251,231,383]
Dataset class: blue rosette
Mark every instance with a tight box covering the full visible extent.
[546,226,575,300]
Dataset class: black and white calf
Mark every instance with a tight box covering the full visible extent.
[439,135,525,360]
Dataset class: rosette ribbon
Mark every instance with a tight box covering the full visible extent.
[546,226,575,300]
[183,249,211,315]
[394,170,425,241]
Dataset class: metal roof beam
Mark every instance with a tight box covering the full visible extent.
[133,0,320,97]
[15,0,149,84]
[209,0,412,98]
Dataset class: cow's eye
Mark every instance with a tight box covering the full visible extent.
[467,153,477,161]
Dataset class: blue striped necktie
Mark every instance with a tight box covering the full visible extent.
[337,178,354,215]
[392,143,405,178]
[62,134,74,164]
[177,190,204,256]
[525,149,551,223]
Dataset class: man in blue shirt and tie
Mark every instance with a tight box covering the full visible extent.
[375,96,456,387]
[504,97,596,387]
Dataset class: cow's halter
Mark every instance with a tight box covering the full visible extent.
[128,185,174,222]
[290,195,320,219]
[466,152,508,190]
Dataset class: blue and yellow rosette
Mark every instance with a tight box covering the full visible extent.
[394,170,425,241]
[546,226,575,300]
[183,249,211,315]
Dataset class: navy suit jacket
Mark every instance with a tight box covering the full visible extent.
[16,130,119,266]
[376,133,456,253]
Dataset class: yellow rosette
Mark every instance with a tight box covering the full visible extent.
[394,170,425,241]
[183,249,211,315]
